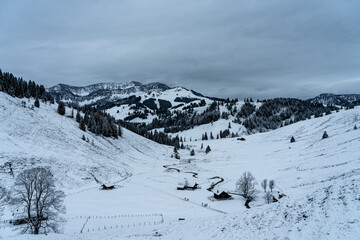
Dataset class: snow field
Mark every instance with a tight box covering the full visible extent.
[0,92,359,239]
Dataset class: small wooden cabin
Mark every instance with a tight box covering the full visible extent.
[177,183,198,191]
[214,191,232,200]
[102,184,115,190]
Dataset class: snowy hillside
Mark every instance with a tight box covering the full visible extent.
[48,82,340,147]
[1,91,359,239]
[0,92,170,191]
[105,86,216,122]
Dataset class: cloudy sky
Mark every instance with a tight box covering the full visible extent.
[1,0,360,99]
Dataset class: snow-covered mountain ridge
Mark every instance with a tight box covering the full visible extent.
[308,93,360,106]
[48,81,218,108]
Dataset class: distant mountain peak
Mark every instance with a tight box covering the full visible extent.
[47,81,204,108]
[308,93,360,106]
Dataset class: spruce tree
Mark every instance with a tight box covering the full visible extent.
[205,145,211,154]
[190,149,195,156]
[80,118,86,131]
[34,97,40,108]
[76,110,81,123]
[322,131,328,139]
[354,125,358,130]
[118,123,122,137]
[290,136,295,143]
[57,101,66,115]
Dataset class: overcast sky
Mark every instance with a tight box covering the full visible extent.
[1,0,360,99]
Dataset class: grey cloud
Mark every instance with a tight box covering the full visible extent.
[1,0,360,99]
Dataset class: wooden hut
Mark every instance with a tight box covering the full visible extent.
[214,191,232,200]
[177,183,199,191]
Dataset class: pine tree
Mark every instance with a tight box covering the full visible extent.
[322,131,328,139]
[34,97,40,108]
[80,118,86,131]
[290,136,295,143]
[210,132,214,140]
[205,145,211,154]
[76,110,81,123]
[201,143,203,149]
[71,108,74,118]
[81,135,86,141]
[190,149,195,156]
[118,123,122,137]
[57,101,66,115]
[84,113,89,125]
[354,125,358,130]
[228,122,231,128]
[204,132,208,140]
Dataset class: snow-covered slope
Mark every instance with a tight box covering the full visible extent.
[158,107,360,240]
[0,92,170,191]
[1,92,359,239]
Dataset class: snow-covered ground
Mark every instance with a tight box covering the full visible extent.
[0,92,359,239]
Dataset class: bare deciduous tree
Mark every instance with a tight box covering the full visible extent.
[235,171,257,201]
[264,191,272,204]
[11,167,66,234]
[269,179,275,192]
[261,179,267,192]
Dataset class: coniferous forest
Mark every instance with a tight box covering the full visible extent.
[0,69,54,103]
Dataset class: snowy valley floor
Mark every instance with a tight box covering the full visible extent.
[0,93,360,239]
